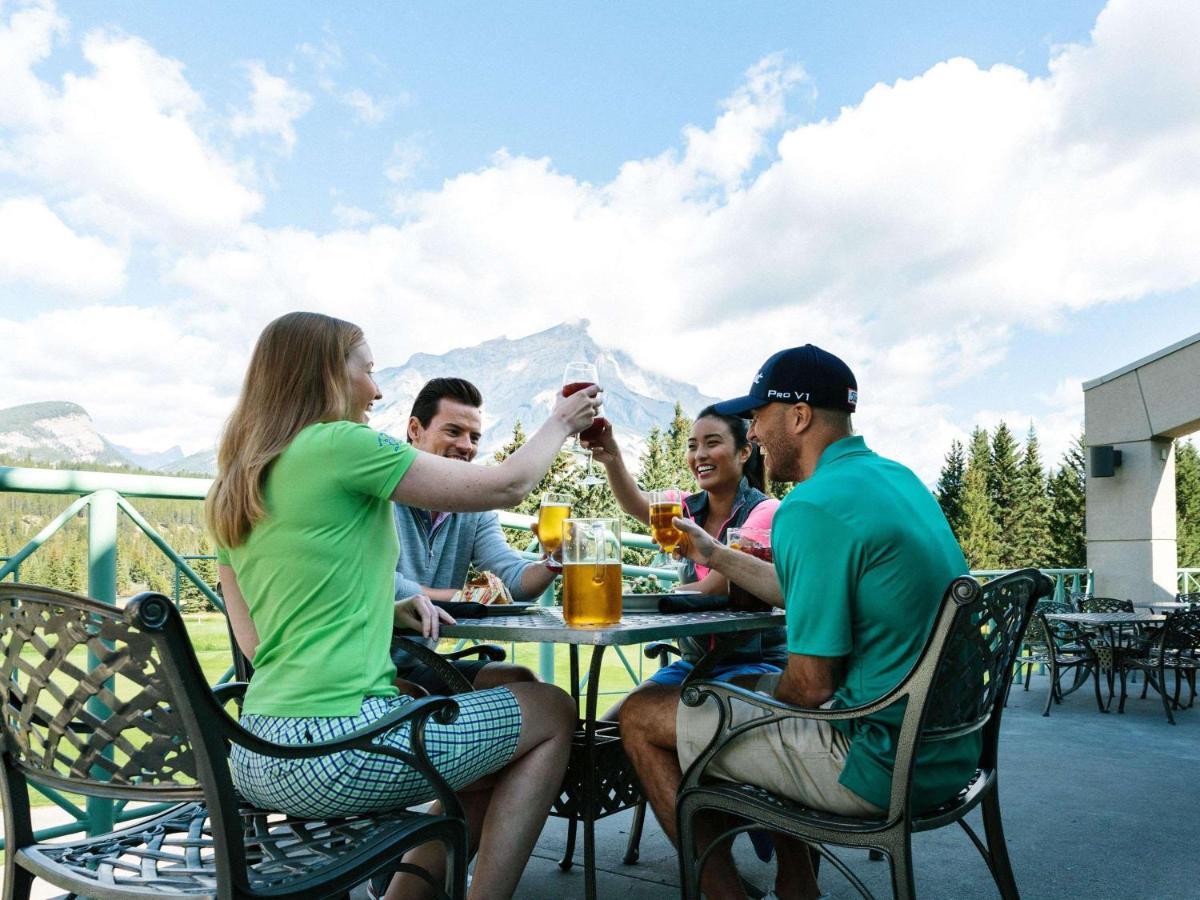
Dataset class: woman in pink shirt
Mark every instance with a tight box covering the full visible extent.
[586,405,786,702]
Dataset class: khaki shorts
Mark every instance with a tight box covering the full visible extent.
[676,674,883,819]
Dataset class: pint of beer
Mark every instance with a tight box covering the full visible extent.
[649,488,684,553]
[537,492,572,555]
[562,518,623,625]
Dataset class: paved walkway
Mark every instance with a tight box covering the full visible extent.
[9,672,1199,898]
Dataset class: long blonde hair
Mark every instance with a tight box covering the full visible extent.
[206,311,365,548]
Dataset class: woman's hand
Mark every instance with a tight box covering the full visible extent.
[553,384,601,435]
[581,419,620,465]
[673,517,720,568]
[394,594,456,640]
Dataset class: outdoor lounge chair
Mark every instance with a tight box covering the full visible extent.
[1,584,469,899]
[674,568,1051,900]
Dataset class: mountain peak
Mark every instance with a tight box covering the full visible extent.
[370,321,716,456]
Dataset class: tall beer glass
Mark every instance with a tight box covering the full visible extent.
[649,488,684,553]
[562,517,623,625]
[537,492,571,555]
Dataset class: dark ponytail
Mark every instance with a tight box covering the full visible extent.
[695,405,766,493]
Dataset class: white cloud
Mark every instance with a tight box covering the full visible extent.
[384,136,425,184]
[0,8,261,244]
[230,61,312,154]
[5,0,1198,482]
[0,196,126,298]
[342,87,387,124]
[0,304,236,452]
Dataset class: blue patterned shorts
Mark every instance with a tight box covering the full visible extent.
[230,688,523,819]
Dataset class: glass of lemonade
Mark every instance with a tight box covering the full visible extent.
[649,488,684,554]
[537,492,572,555]
[562,518,623,625]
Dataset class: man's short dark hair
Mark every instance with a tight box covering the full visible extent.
[409,377,483,428]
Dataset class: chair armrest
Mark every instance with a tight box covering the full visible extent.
[644,642,681,663]
[682,679,905,725]
[212,681,248,714]
[225,694,459,760]
[441,643,507,663]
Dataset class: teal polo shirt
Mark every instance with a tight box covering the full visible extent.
[774,435,978,812]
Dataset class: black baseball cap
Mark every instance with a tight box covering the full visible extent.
[711,345,858,417]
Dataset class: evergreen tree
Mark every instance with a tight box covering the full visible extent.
[936,439,967,537]
[1177,439,1200,568]
[1010,425,1051,567]
[665,402,697,491]
[988,422,1021,552]
[638,427,676,490]
[960,427,1000,568]
[1048,431,1087,568]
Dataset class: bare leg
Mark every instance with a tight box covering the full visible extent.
[619,685,746,899]
[384,683,574,900]
[472,662,538,690]
[773,835,822,900]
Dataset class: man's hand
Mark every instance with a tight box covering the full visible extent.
[394,594,456,640]
[672,517,720,568]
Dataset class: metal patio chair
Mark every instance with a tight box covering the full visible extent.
[675,568,1050,900]
[1,584,468,899]
[1117,608,1200,723]
[1014,600,1102,716]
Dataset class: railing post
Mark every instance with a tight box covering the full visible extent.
[86,489,118,836]
[538,583,556,684]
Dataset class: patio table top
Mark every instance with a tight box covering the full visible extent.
[432,605,783,646]
[1046,611,1165,625]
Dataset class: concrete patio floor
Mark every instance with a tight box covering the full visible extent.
[9,670,1198,898]
[440,670,1200,899]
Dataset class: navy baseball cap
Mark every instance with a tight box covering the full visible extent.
[711,345,858,417]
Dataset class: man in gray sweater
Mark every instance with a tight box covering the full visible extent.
[391,377,556,693]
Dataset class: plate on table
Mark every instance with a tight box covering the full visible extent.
[621,592,699,614]
[434,601,538,619]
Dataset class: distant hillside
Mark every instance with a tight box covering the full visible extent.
[0,401,130,467]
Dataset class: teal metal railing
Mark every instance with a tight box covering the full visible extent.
[0,462,1164,849]
[971,568,1094,603]
[1180,568,1200,594]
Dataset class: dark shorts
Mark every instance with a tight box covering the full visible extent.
[393,658,491,694]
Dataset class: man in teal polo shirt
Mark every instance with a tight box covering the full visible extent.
[619,345,975,900]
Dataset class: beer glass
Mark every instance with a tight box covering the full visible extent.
[562,517,623,625]
[562,361,606,486]
[649,488,684,554]
[536,492,571,555]
[726,527,772,611]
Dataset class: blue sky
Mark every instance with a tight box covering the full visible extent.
[1,0,1197,480]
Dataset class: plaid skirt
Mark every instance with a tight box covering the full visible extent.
[231,688,523,819]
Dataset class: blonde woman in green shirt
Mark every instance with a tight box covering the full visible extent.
[207,311,599,900]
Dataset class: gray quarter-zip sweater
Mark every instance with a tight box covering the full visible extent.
[393,505,541,601]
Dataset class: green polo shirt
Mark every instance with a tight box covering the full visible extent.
[774,435,978,811]
[217,421,417,717]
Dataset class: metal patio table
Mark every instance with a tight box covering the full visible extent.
[398,603,783,900]
[1046,611,1166,710]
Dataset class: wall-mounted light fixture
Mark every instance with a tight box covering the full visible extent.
[1090,445,1123,478]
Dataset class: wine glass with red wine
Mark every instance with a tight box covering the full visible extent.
[562,361,606,486]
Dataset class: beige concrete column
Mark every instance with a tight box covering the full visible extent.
[1084,332,1200,605]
